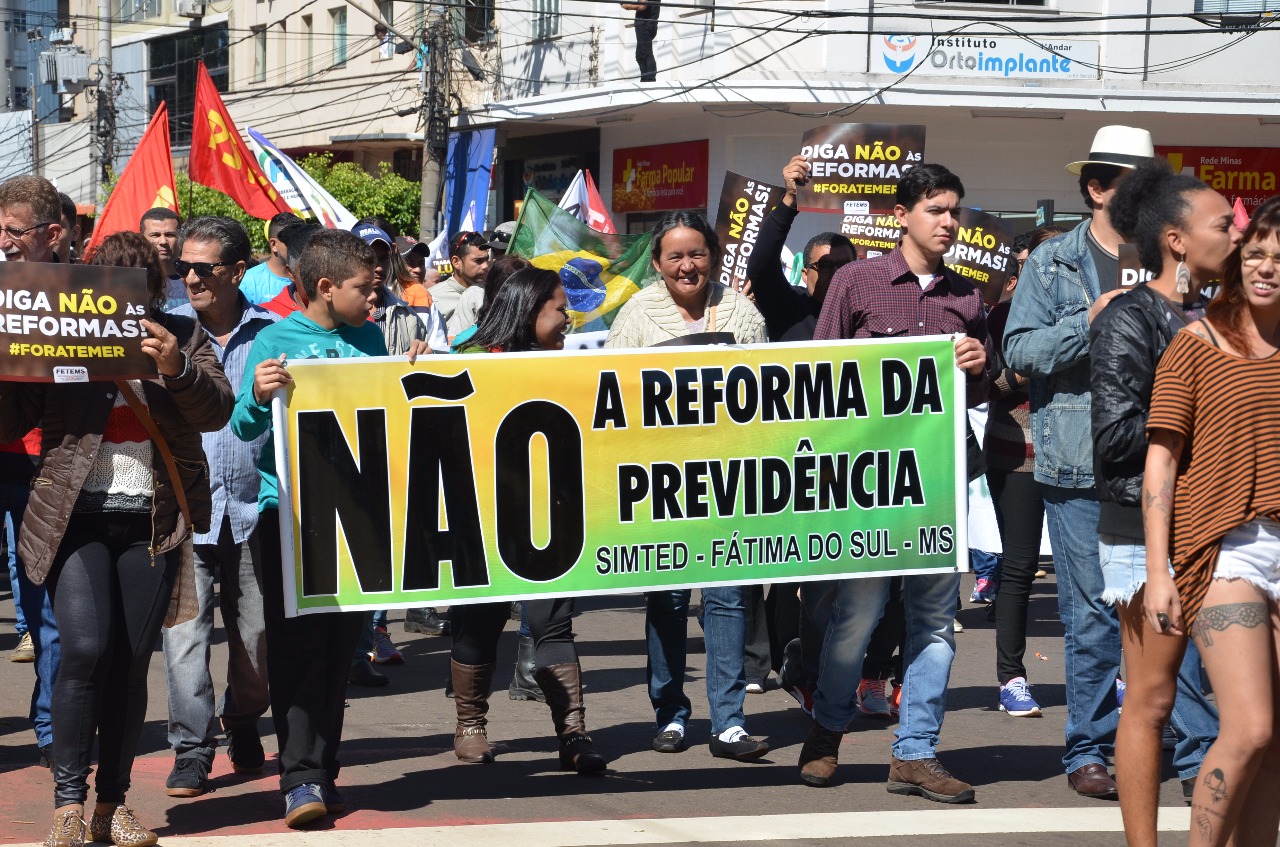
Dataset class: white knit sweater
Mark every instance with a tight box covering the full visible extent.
[604,281,767,349]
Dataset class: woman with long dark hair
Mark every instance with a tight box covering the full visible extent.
[0,230,233,847]
[1093,161,1236,847]
[1144,193,1280,847]
[448,267,606,774]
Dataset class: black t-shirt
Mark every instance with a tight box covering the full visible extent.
[1088,229,1120,294]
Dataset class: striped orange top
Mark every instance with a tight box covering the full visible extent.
[1147,329,1280,628]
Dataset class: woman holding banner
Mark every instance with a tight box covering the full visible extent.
[1094,160,1237,847]
[604,212,771,760]
[448,266,607,775]
[1144,193,1280,847]
[0,231,233,847]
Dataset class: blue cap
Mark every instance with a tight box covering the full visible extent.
[354,224,392,248]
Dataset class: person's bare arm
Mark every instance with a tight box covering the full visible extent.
[1142,429,1186,635]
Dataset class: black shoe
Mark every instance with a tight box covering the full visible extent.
[38,744,53,770]
[652,729,686,753]
[444,667,455,698]
[166,757,210,797]
[509,601,522,621]
[349,659,390,688]
[709,734,770,761]
[404,607,450,636]
[227,726,265,774]
[1182,777,1195,805]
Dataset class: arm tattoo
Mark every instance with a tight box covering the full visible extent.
[1191,602,1268,648]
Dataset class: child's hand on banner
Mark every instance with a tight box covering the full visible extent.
[140,319,183,377]
[253,353,293,404]
[405,338,432,363]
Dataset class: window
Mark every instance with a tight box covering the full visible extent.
[332,8,348,67]
[1194,0,1280,10]
[532,0,559,40]
[147,23,229,147]
[375,0,395,59]
[252,27,267,83]
[457,0,495,44]
[302,15,314,77]
[115,0,160,22]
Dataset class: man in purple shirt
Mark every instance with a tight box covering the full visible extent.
[799,164,992,803]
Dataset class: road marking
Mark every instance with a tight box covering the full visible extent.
[12,806,1191,847]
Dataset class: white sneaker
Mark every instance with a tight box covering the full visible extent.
[953,618,965,633]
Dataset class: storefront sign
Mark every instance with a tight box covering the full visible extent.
[713,171,787,291]
[523,155,585,204]
[798,124,925,216]
[1160,145,1280,211]
[872,35,1099,80]
[612,140,709,213]
[0,263,157,383]
[274,337,968,616]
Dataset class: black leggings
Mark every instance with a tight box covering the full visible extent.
[989,469,1046,684]
[47,512,176,807]
[635,16,658,81]
[451,598,577,669]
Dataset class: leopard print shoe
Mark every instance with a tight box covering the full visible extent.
[43,807,85,847]
[87,806,156,847]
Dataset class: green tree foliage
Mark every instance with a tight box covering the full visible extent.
[297,154,420,238]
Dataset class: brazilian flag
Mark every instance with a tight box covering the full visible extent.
[509,188,658,331]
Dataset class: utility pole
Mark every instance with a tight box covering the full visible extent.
[419,13,448,240]
[95,0,112,190]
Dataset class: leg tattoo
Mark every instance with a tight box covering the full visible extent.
[1202,768,1228,803]
[1197,813,1212,841]
[1191,602,1267,648]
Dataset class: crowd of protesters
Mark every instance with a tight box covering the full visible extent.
[2,121,1280,847]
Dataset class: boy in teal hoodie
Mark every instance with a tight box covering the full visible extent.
[232,229,424,828]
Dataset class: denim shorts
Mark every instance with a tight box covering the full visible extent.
[1099,534,1172,607]
[1213,520,1280,601]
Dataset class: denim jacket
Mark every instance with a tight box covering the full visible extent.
[1002,219,1100,489]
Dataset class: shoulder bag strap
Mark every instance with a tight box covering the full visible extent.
[113,380,192,525]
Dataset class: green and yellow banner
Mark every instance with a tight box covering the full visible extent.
[274,337,967,616]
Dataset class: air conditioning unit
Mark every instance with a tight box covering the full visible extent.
[175,0,205,18]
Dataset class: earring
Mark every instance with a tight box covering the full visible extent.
[1175,256,1191,295]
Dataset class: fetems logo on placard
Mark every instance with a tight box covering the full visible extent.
[881,36,920,73]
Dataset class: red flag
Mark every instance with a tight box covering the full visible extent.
[582,169,617,234]
[1233,197,1251,232]
[84,102,178,258]
[189,61,292,219]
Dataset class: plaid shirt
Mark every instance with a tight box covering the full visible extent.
[813,247,993,407]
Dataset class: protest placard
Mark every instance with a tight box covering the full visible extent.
[1117,244,1154,291]
[798,124,925,215]
[0,262,157,383]
[840,213,902,258]
[943,209,1016,300]
[273,337,968,616]
[713,172,787,292]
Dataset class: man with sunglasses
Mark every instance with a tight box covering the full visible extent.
[0,175,64,770]
[431,230,491,324]
[162,216,278,799]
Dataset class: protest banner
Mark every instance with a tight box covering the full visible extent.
[943,209,1016,300]
[840,213,902,258]
[1117,244,1153,291]
[798,124,925,215]
[273,336,968,616]
[713,171,787,292]
[0,263,157,383]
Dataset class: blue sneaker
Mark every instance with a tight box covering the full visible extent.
[998,677,1042,717]
[969,577,997,605]
[1116,677,1126,712]
[324,782,346,814]
[284,783,327,828]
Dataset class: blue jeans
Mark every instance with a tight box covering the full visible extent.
[807,571,961,759]
[645,587,746,735]
[1043,485,1120,774]
[970,549,1001,584]
[1098,536,1217,780]
[162,518,269,763]
[2,483,57,749]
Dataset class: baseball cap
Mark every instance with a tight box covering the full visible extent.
[354,223,392,248]
[485,220,518,252]
[395,235,430,257]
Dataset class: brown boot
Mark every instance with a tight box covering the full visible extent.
[534,662,607,775]
[451,660,496,763]
[887,755,975,803]
[798,722,843,787]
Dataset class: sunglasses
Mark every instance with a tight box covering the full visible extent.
[175,259,235,279]
[453,231,487,249]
